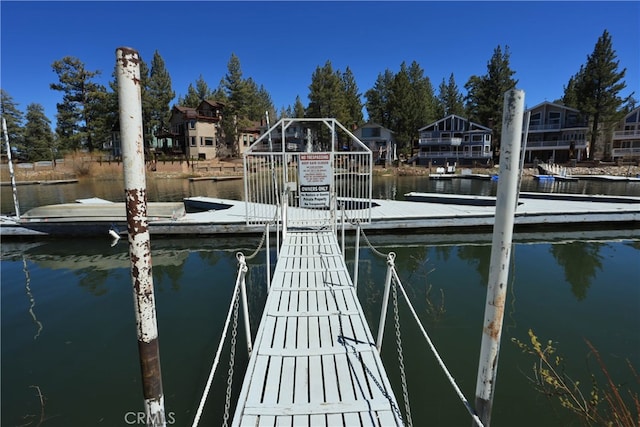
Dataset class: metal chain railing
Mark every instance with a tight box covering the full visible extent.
[352,222,485,427]
[315,244,404,426]
[392,280,413,427]
[222,291,240,427]
[192,237,263,427]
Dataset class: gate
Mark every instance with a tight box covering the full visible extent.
[243,118,372,232]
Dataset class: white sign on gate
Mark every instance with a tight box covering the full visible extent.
[298,153,332,208]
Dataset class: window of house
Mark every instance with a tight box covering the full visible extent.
[530,112,541,126]
[362,127,381,138]
[472,134,482,142]
[190,137,196,146]
[189,120,196,129]
[205,138,214,146]
[548,111,561,126]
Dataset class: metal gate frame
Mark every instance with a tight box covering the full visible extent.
[243,118,372,233]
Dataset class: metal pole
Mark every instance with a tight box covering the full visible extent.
[376,252,396,353]
[116,47,166,427]
[353,222,361,290]
[341,202,345,259]
[237,254,253,357]
[474,89,525,427]
[266,223,271,293]
[2,117,21,218]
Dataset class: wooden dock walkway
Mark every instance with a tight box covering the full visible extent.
[232,230,403,427]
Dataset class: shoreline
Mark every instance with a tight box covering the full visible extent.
[2,159,639,183]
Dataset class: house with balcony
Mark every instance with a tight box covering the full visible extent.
[611,107,640,162]
[253,120,314,152]
[238,121,262,157]
[416,115,492,166]
[159,100,224,159]
[524,102,588,164]
[353,123,397,166]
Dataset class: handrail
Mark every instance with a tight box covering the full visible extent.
[351,220,485,427]
[191,256,244,427]
[391,266,485,427]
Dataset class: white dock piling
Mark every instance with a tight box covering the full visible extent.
[2,117,21,218]
[474,89,525,426]
[116,46,166,427]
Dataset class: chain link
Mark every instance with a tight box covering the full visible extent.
[222,291,240,427]
[322,254,404,424]
[393,279,413,427]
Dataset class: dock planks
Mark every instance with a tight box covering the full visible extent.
[232,231,402,427]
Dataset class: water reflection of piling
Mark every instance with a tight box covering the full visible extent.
[23,256,43,340]
[116,46,166,427]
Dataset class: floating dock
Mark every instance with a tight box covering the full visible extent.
[2,192,639,237]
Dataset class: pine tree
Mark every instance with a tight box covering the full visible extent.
[306,60,345,119]
[220,54,255,155]
[573,30,631,160]
[180,84,201,108]
[436,73,466,117]
[23,103,55,161]
[388,62,414,153]
[365,69,394,127]
[148,51,175,140]
[341,66,364,129]
[50,56,106,151]
[246,79,275,122]
[464,45,518,158]
[179,75,211,108]
[0,89,24,154]
[407,60,436,134]
[294,96,305,118]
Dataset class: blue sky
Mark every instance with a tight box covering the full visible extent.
[1,1,638,126]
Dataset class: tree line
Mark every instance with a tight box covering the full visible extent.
[1,29,634,162]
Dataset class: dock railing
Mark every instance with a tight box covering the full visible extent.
[243,118,372,235]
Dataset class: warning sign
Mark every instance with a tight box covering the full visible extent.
[298,153,332,208]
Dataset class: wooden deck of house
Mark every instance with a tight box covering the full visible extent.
[232,230,403,427]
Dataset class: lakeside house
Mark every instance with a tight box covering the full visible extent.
[353,122,397,166]
[107,99,638,165]
[524,101,588,164]
[415,114,493,167]
[156,100,224,160]
[611,107,640,162]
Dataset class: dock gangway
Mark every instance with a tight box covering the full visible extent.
[230,118,405,425]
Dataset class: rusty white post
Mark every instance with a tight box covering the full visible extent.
[474,89,525,427]
[2,117,21,218]
[116,47,166,427]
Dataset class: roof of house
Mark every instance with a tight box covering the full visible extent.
[418,114,491,132]
[526,101,581,113]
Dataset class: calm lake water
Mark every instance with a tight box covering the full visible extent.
[1,176,639,426]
